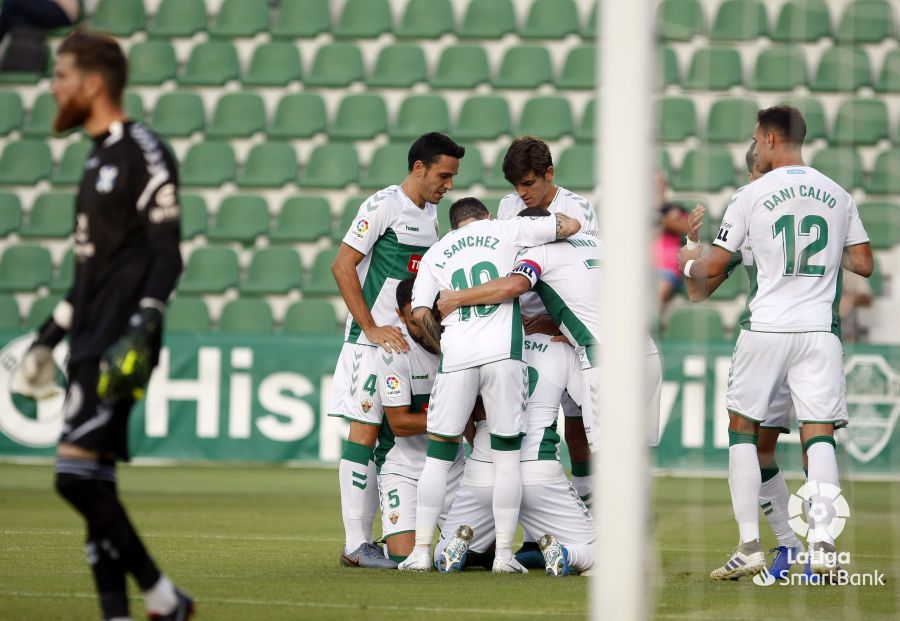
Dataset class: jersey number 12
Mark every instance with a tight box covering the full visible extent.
[772,214,828,277]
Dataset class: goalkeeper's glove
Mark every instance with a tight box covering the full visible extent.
[97,304,163,401]
[14,301,71,399]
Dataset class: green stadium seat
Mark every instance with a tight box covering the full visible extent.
[367,45,428,88]
[22,92,56,137]
[454,96,511,141]
[836,0,894,44]
[0,245,52,292]
[91,0,145,36]
[218,299,274,333]
[432,45,490,89]
[683,48,743,91]
[331,95,389,141]
[149,0,207,38]
[575,100,596,143]
[208,195,269,244]
[581,1,598,38]
[334,0,391,38]
[493,46,553,89]
[178,247,239,294]
[129,41,176,86]
[267,94,326,140]
[751,47,808,91]
[0,294,19,330]
[210,0,268,38]
[360,143,408,189]
[179,195,208,239]
[270,197,332,243]
[657,0,705,41]
[521,0,579,39]
[772,0,832,42]
[299,143,360,188]
[706,98,758,143]
[556,45,595,90]
[665,306,725,341]
[459,0,516,39]
[0,192,22,236]
[659,97,696,142]
[272,0,330,38]
[518,96,573,141]
[866,149,900,194]
[0,92,23,135]
[238,143,298,188]
[710,265,749,300]
[179,41,239,86]
[0,140,52,185]
[50,249,73,293]
[453,145,484,189]
[710,0,768,41]
[660,47,680,87]
[181,142,236,187]
[810,46,873,92]
[484,151,511,190]
[25,295,60,330]
[165,297,210,333]
[672,147,735,192]
[124,93,145,123]
[857,201,900,248]
[391,95,450,140]
[335,196,369,241]
[52,141,92,186]
[206,94,265,140]
[304,247,340,296]
[396,0,453,39]
[868,255,884,296]
[21,192,74,238]
[150,93,204,138]
[876,49,900,92]
[305,44,364,88]
[282,300,338,334]
[241,248,303,295]
[553,146,595,191]
[660,150,673,182]
[243,42,302,87]
[779,97,827,141]
[831,99,889,146]
[810,147,863,189]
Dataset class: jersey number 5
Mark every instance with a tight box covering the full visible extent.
[773,214,828,277]
[450,261,500,321]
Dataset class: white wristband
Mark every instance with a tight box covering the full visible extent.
[683,259,695,278]
[684,238,702,250]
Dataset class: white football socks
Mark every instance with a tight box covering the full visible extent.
[143,575,176,615]
[759,469,800,548]
[491,448,523,560]
[339,445,377,553]
[729,443,761,544]
[806,440,840,545]
[413,455,455,552]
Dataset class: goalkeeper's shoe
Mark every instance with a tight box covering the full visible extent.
[398,549,432,572]
[768,544,803,580]
[340,542,398,569]
[436,525,473,573]
[514,541,545,569]
[709,540,765,580]
[148,588,194,621]
[538,534,570,577]
[492,556,529,574]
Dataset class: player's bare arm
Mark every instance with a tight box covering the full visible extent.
[523,314,561,336]
[554,212,580,239]
[383,406,427,437]
[680,205,730,301]
[437,274,531,317]
[679,245,733,280]
[333,243,408,353]
[411,306,443,354]
[842,243,874,278]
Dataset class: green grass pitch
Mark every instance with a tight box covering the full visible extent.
[1,464,898,620]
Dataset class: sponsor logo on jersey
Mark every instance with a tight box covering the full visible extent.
[350,217,370,241]
[385,375,402,397]
[408,255,422,273]
[96,165,119,194]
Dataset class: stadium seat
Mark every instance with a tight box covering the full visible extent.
[772,0,832,42]
[179,41,240,86]
[272,0,330,38]
[334,0,391,38]
[124,93,145,123]
[876,49,900,92]
[830,99,889,146]
[367,45,428,89]
[148,0,207,38]
[517,97,573,140]
[665,306,725,341]
[179,195,208,239]
[52,141,92,186]
[0,245,52,292]
[868,255,884,296]
[243,42,302,87]
[0,294,19,330]
[706,98,758,143]
[0,140,52,185]
[180,142,236,187]
[751,47,808,91]
[210,0,268,38]
[282,300,339,334]
[165,297,210,333]
[672,147,735,192]
[553,146,595,191]
[25,295,60,330]
[22,92,56,137]
[218,299,274,333]
[683,48,742,91]
[709,0,768,41]
[0,192,21,236]
[710,265,749,300]
[0,92,23,135]
[484,151,512,190]
[336,195,369,241]
[178,247,239,294]
[150,93,204,138]
[305,44,364,88]
[521,0,579,39]
[331,95,389,141]
[575,100,596,143]
[459,0,516,38]
[390,95,450,140]
[810,147,863,189]
[493,46,553,89]
[360,143,408,189]
[206,94,266,139]
[21,192,74,238]
[857,201,900,248]
[835,0,894,44]
[267,94,327,139]
[241,247,303,295]
[660,47,680,87]
[866,149,900,194]
[304,247,341,296]
[659,97,697,142]
[453,145,484,189]
[129,41,177,86]
[779,97,827,141]
[810,46,873,92]
[270,197,332,243]
[396,0,453,39]
[299,143,360,188]
[238,142,298,188]
[50,249,73,293]
[91,0,145,36]
[453,96,511,141]
[556,45,596,90]
[657,0,705,41]
[208,195,269,244]
[432,45,490,89]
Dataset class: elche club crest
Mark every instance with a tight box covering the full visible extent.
[842,355,900,464]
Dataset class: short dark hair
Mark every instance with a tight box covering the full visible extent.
[745,140,756,174]
[396,276,415,309]
[449,197,490,229]
[517,207,552,218]
[757,106,806,146]
[503,136,553,185]
[407,132,465,171]
[57,30,128,104]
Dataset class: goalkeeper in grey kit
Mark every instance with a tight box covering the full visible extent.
[19,31,193,620]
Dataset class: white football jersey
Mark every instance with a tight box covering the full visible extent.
[412,216,557,372]
[714,166,869,333]
[342,185,439,347]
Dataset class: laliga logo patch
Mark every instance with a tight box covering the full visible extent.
[350,217,370,241]
[385,375,402,398]
[96,165,119,194]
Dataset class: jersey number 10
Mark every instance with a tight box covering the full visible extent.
[450,261,500,321]
[772,214,828,277]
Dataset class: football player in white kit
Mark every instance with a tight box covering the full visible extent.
[330,133,465,568]
[678,107,873,580]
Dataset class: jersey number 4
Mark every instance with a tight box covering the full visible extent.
[450,261,500,321]
[772,214,828,277]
